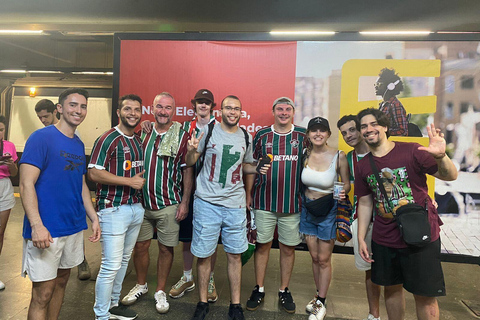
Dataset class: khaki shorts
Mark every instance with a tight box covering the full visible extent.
[254,209,302,246]
[137,205,180,247]
[22,231,84,282]
[351,219,374,271]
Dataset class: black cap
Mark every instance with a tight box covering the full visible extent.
[307,117,330,131]
[192,89,214,103]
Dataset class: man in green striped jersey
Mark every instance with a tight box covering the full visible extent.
[88,94,145,320]
[245,97,307,314]
[186,95,266,320]
[122,92,194,315]
[337,115,381,320]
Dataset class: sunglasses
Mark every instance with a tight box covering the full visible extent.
[196,99,212,105]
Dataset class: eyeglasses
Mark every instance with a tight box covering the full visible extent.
[223,106,241,112]
[196,99,212,105]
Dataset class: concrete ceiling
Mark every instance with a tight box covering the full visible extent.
[1,0,480,33]
[1,0,479,72]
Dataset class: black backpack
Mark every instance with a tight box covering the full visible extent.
[196,122,250,176]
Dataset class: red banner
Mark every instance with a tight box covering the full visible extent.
[119,40,297,132]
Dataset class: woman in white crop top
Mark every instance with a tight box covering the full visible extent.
[300,117,350,316]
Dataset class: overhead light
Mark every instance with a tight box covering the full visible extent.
[437,31,480,34]
[0,69,27,73]
[29,87,36,97]
[0,30,44,35]
[28,71,63,74]
[270,31,336,35]
[71,71,113,75]
[61,31,115,36]
[359,31,432,35]
[0,70,64,74]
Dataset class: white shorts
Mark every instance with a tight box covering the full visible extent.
[351,219,374,271]
[0,178,15,212]
[22,231,84,282]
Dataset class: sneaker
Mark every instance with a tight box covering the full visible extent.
[0,280,5,290]
[246,285,265,311]
[308,300,326,320]
[306,296,317,313]
[278,287,296,313]
[169,275,195,298]
[364,314,380,320]
[191,301,209,320]
[207,275,218,302]
[228,303,245,320]
[109,305,138,320]
[121,284,148,306]
[77,258,91,280]
[154,290,169,313]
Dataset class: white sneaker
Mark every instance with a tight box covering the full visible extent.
[308,300,326,320]
[306,296,316,313]
[154,290,169,314]
[0,280,5,290]
[364,314,380,320]
[121,283,148,305]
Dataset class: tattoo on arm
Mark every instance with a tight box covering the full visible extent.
[438,166,449,177]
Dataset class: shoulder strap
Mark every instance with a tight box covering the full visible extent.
[196,121,216,177]
[240,127,250,150]
[336,150,340,182]
[368,153,394,215]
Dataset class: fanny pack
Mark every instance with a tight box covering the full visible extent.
[369,153,431,247]
[305,193,334,217]
[394,203,431,246]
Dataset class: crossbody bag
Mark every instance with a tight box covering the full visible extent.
[368,153,431,247]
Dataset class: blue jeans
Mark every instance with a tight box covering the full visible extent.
[94,203,144,320]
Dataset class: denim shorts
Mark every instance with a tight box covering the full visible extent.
[300,195,337,240]
[191,197,247,258]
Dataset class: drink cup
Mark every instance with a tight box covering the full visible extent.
[333,181,344,200]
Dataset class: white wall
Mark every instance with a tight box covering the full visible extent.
[9,95,112,155]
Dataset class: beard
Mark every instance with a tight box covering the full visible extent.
[120,115,141,129]
[365,137,381,148]
[222,113,240,127]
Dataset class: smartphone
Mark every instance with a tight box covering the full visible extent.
[0,154,12,161]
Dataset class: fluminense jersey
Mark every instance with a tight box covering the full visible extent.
[251,124,307,214]
[183,115,217,138]
[346,149,368,220]
[195,123,254,208]
[141,124,189,210]
[89,127,144,211]
[183,115,217,174]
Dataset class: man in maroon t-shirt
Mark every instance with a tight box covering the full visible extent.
[355,108,457,320]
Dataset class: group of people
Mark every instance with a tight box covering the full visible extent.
[0,84,457,320]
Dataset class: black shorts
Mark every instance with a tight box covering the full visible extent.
[371,238,446,297]
[179,193,194,242]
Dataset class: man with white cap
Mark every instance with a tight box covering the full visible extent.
[245,97,308,314]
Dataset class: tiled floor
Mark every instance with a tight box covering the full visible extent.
[1,193,479,320]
